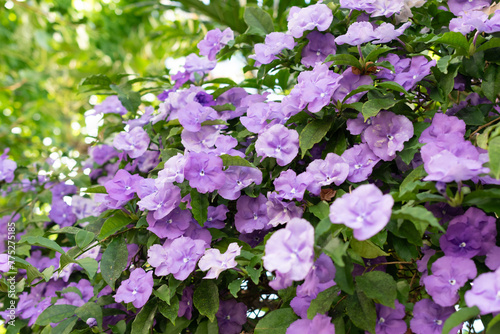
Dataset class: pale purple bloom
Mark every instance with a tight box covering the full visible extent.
[440,222,482,258]
[93,95,128,115]
[181,126,219,153]
[146,208,191,239]
[234,194,270,233]
[377,54,436,91]
[249,32,296,65]
[219,166,263,200]
[263,218,315,281]
[241,102,274,133]
[216,87,248,109]
[306,153,349,195]
[51,183,77,201]
[287,314,336,334]
[331,70,373,104]
[373,22,411,44]
[419,113,465,145]
[465,268,500,314]
[138,182,181,220]
[341,143,381,182]
[0,149,16,183]
[0,254,10,272]
[183,152,225,193]
[373,301,407,334]
[362,111,414,161]
[447,0,490,16]
[416,247,436,282]
[178,286,194,320]
[255,124,299,166]
[485,11,500,33]
[329,184,394,241]
[113,127,150,159]
[204,205,228,229]
[240,228,271,248]
[104,169,142,202]
[335,21,377,45]
[410,299,460,334]
[71,195,98,220]
[214,135,245,157]
[273,170,310,201]
[266,192,303,227]
[198,27,234,61]
[183,53,217,80]
[148,237,205,280]
[287,4,333,38]
[49,200,77,227]
[301,31,336,68]
[198,242,241,279]
[182,221,212,248]
[125,106,154,129]
[216,299,247,334]
[56,279,94,307]
[157,153,187,184]
[89,145,118,165]
[450,10,489,34]
[295,63,341,113]
[370,0,406,17]
[486,246,500,270]
[114,268,153,308]
[137,150,160,173]
[422,256,477,307]
[135,178,156,199]
[347,113,371,135]
[178,102,217,132]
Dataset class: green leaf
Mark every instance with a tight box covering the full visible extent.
[76,230,95,249]
[191,189,209,225]
[399,165,427,197]
[365,46,393,62]
[350,239,388,259]
[100,237,128,289]
[52,317,77,334]
[98,212,131,239]
[392,205,445,233]
[309,201,330,220]
[307,286,341,319]
[476,37,500,52]
[376,81,409,96]
[434,32,469,55]
[77,258,99,279]
[244,7,274,36]
[159,296,179,324]
[373,60,395,72]
[464,189,500,214]
[154,285,172,304]
[299,118,333,158]
[346,290,377,333]
[487,313,500,333]
[110,84,141,112]
[489,136,500,179]
[247,254,263,284]
[441,307,479,334]
[342,85,375,103]
[323,237,349,267]
[362,98,397,120]
[36,305,78,326]
[76,302,103,330]
[324,54,361,68]
[482,64,500,102]
[356,271,397,308]
[220,154,254,168]
[19,236,66,254]
[195,320,219,334]
[334,256,355,295]
[79,74,111,87]
[131,300,157,334]
[228,278,243,298]
[193,280,219,322]
[81,185,107,194]
[254,308,298,334]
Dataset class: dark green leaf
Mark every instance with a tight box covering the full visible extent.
[36,305,77,326]
[334,256,355,295]
[309,201,330,220]
[323,237,349,267]
[441,307,479,334]
[362,99,397,120]
[254,308,298,334]
[434,32,469,55]
[191,189,209,225]
[350,239,388,259]
[229,278,242,298]
[220,154,254,168]
[365,46,394,62]
[52,317,77,334]
[244,7,274,36]
[342,85,375,103]
[346,290,377,333]
[376,81,409,96]
[392,205,445,233]
[195,320,219,334]
[482,64,500,102]
[76,230,95,249]
[131,299,157,334]
[76,302,103,330]
[159,296,179,324]
[487,313,500,333]
[489,136,500,179]
[100,237,128,289]
[356,271,397,308]
[98,212,131,239]
[194,280,219,322]
[81,185,107,194]
[299,118,333,158]
[77,258,98,279]
[399,165,427,197]
[19,236,66,254]
[324,54,361,68]
[79,74,111,87]
[247,255,263,285]
[307,286,341,319]
[154,285,171,304]
[477,38,500,52]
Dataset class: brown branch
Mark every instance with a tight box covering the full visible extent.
[469,116,500,140]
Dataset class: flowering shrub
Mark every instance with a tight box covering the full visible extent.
[3,0,500,333]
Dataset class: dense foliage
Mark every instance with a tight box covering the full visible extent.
[2,0,500,333]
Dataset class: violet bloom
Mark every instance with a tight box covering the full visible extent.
[126,106,154,129]
[249,32,296,66]
[181,126,219,153]
[422,256,477,307]
[183,152,225,193]
[410,299,460,334]
[157,153,187,184]
[286,314,335,334]
[329,184,394,241]
[137,182,181,220]
[287,4,333,38]
[373,301,407,334]
[362,111,414,161]
[0,254,10,272]
[49,200,77,227]
[486,246,500,271]
[255,124,299,166]
[331,70,373,104]
[183,53,217,81]
[341,144,380,183]
[373,22,411,44]
[198,242,241,279]
[219,166,263,200]
[234,194,270,233]
[0,149,16,183]
[295,63,341,113]
[204,205,228,229]
[240,228,271,248]
[439,222,482,258]
[51,183,77,201]
[273,170,310,201]
[89,145,118,165]
[148,237,205,280]
[240,102,274,133]
[377,55,436,91]
[113,127,150,159]
[93,95,128,115]
[306,153,349,195]
[214,135,245,158]
[465,268,500,314]
[335,21,377,45]
[449,10,489,34]
[263,218,315,281]
[178,102,217,132]
[178,286,194,320]
[197,27,234,61]
[216,299,247,334]
[347,113,371,135]
[419,113,465,145]
[146,208,191,239]
[301,31,336,68]
[447,0,490,15]
[416,247,436,282]
[266,192,303,227]
[370,0,406,17]
[104,169,142,202]
[114,268,153,308]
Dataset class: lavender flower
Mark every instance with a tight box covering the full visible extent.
[255,124,299,166]
[0,254,10,272]
[181,126,219,153]
[341,144,380,182]
[218,166,263,200]
[93,95,128,115]
[286,313,336,334]
[197,27,234,61]
[183,152,225,193]
[113,127,150,159]
[49,200,77,227]
[249,32,296,66]
[104,169,142,202]
[306,153,349,195]
[374,301,407,334]
[331,70,373,104]
[419,113,465,145]
[216,299,247,334]
[287,4,333,38]
[198,242,241,279]
[146,208,191,239]
[301,31,336,68]
[295,63,341,113]
[178,286,194,319]
[114,268,153,308]
[410,299,460,334]
[266,192,303,227]
[447,0,490,16]
[234,194,270,233]
[204,205,228,229]
[0,149,16,183]
[273,170,310,201]
[465,268,500,314]
[329,184,394,241]
[137,182,181,220]
[439,222,482,258]
[335,22,377,45]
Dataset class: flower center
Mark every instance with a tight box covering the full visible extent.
[387,134,393,140]
[449,279,456,285]
[354,164,363,169]
[459,242,466,248]
[200,170,205,176]
[316,51,321,56]
[253,213,258,220]
[132,290,138,295]
[379,317,385,324]
[183,257,189,263]
[275,145,281,153]
[435,319,443,326]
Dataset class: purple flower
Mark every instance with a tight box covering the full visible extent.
[234,194,270,233]
[273,170,310,201]
[449,10,489,34]
[51,183,77,201]
[0,149,16,183]
[157,153,187,184]
[198,242,241,279]
[181,126,219,153]
[146,208,191,239]
[370,0,406,17]
[447,0,490,16]
[249,32,296,66]
[255,124,299,166]
[125,106,154,129]
[104,169,142,202]
[465,268,500,314]
[198,27,234,61]
[287,4,333,38]
[486,246,500,271]
[416,247,436,282]
[266,192,303,227]
[362,111,414,161]
[263,218,315,281]
[373,22,411,44]
[214,135,245,158]
[89,145,118,165]
[306,153,349,195]
[49,200,77,227]
[440,222,482,258]
[183,152,225,193]
[0,254,10,272]
[114,268,153,308]
[93,95,128,115]
[178,286,194,320]
[113,127,150,159]
[422,256,477,307]
[295,63,341,113]
[419,113,465,145]
[183,53,217,80]
[240,102,274,133]
[374,301,407,334]
[216,299,247,334]
[329,184,393,240]
[335,22,377,45]
[286,313,335,334]
[410,299,460,334]
[301,31,336,68]
[347,113,372,135]
[485,10,500,33]
[178,102,217,132]
[137,182,181,220]
[331,70,373,104]
[219,166,263,200]
[204,205,228,229]
[341,144,381,182]
[147,236,205,280]
[240,228,271,248]
[377,55,435,91]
